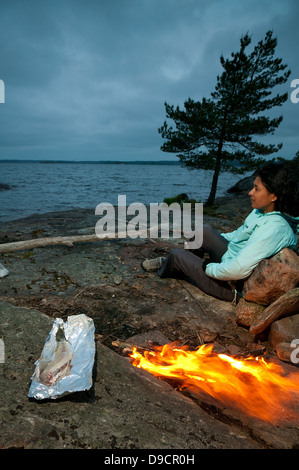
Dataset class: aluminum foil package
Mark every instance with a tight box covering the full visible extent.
[28,314,95,400]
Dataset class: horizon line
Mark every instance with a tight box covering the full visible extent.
[0,159,181,165]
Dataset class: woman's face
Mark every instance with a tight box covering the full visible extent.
[248,176,277,213]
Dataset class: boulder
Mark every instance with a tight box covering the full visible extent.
[227,171,257,194]
[268,311,299,364]
[269,314,299,351]
[242,248,299,306]
[235,298,265,328]
[275,342,299,365]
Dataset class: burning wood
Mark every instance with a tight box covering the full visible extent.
[111,339,157,356]
[128,342,299,424]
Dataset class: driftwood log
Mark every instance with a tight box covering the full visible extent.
[249,288,299,335]
[0,234,115,254]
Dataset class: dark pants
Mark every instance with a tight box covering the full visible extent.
[157,225,235,302]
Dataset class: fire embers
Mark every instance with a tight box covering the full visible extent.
[129,342,299,424]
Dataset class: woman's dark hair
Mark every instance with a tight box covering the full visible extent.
[256,161,298,216]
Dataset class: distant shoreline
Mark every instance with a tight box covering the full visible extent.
[0,159,181,165]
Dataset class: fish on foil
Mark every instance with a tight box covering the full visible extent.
[39,325,73,387]
[28,314,95,400]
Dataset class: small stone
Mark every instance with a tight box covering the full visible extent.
[113,276,122,285]
[227,344,242,356]
[198,328,217,343]
[212,342,226,354]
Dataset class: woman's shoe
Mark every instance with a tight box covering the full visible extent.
[141,257,165,272]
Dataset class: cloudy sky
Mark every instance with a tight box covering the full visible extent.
[0,0,298,162]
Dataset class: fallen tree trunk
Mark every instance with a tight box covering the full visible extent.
[0,228,163,254]
[0,234,109,253]
[249,288,299,335]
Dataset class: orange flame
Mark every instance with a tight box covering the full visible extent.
[130,342,299,424]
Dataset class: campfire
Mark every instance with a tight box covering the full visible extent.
[129,342,299,424]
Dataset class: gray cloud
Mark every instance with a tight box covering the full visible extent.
[0,0,298,161]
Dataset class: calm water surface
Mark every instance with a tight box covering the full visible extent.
[0,162,249,222]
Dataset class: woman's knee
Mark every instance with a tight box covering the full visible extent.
[193,223,211,239]
[158,248,187,277]
[167,248,189,267]
[201,224,221,249]
[202,224,214,238]
[187,224,211,251]
[168,248,185,260]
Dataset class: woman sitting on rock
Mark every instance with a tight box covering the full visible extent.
[141,162,299,304]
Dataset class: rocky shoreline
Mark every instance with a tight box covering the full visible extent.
[0,182,298,450]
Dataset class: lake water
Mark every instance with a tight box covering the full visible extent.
[0,161,250,223]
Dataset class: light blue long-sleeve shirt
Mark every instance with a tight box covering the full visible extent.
[205,209,298,281]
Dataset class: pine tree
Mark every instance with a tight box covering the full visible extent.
[158,31,291,206]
